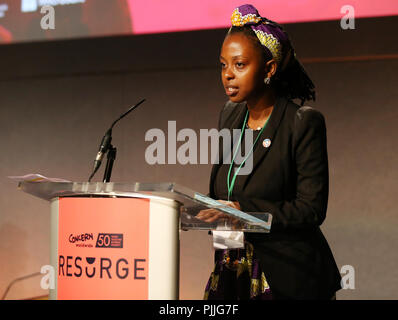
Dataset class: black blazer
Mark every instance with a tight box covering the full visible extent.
[209,96,342,299]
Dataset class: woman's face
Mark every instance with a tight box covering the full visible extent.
[220,32,267,103]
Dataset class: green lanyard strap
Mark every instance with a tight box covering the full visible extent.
[227,109,270,201]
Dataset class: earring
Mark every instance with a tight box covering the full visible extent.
[264,77,270,85]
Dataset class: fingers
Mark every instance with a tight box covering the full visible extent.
[196,209,227,223]
[217,200,241,210]
[195,200,242,224]
[217,200,231,205]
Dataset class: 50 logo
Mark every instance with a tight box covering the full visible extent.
[96,233,123,248]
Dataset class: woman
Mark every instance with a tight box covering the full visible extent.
[197,4,341,300]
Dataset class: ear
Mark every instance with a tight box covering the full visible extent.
[265,59,278,78]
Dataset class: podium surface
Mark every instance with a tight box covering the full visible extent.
[19,182,272,300]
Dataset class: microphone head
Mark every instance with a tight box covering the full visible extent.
[95,151,104,162]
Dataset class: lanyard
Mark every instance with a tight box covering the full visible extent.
[227,109,270,201]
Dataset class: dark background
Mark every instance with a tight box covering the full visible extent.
[0,15,397,299]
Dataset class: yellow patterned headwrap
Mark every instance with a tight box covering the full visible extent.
[230,5,287,65]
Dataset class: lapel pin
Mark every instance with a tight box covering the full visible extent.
[263,138,271,148]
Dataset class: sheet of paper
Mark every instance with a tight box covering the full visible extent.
[8,173,71,183]
[212,230,244,249]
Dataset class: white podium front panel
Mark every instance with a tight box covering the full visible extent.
[49,197,179,300]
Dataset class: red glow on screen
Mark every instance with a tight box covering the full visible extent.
[127,0,398,34]
[0,0,397,44]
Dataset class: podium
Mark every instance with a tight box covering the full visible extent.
[19,181,272,300]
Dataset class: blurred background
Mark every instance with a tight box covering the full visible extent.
[0,0,397,300]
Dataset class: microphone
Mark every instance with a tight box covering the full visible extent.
[88,99,146,182]
[89,128,112,182]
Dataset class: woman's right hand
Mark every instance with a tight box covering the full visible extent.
[196,200,242,226]
[196,208,229,223]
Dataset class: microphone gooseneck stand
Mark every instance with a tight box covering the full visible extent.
[103,145,117,183]
[88,98,146,183]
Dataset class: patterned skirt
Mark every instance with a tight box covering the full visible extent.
[204,242,273,300]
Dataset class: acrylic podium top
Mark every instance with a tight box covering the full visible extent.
[18,181,272,233]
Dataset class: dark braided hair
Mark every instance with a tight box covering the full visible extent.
[227,25,315,106]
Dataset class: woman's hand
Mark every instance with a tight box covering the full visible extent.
[217,200,241,210]
[196,200,241,224]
